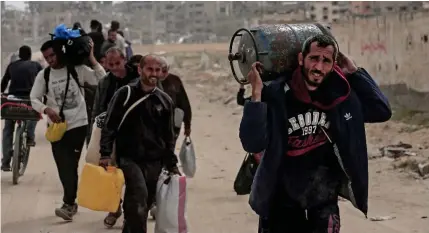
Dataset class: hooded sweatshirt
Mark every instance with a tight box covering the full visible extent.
[281,66,350,208]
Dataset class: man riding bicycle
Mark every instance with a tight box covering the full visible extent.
[1,45,43,171]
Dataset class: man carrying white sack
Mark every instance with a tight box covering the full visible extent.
[99,54,180,233]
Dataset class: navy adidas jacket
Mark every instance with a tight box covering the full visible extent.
[239,67,391,218]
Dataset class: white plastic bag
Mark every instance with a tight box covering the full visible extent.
[179,136,196,178]
[85,116,117,166]
[174,108,185,129]
[155,170,188,233]
[85,120,102,164]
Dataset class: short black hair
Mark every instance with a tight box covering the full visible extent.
[108,29,116,35]
[72,22,82,30]
[19,45,32,60]
[40,40,54,52]
[302,34,338,60]
[111,20,120,31]
[40,40,65,64]
[129,54,143,65]
[90,20,101,30]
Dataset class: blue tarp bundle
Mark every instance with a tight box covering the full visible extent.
[52,24,81,40]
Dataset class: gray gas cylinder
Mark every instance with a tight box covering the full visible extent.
[228,23,335,84]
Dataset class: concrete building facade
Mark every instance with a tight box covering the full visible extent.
[307,1,350,23]
[350,1,423,16]
[332,11,429,111]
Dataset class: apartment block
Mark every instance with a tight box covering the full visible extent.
[350,1,424,16]
[307,1,350,23]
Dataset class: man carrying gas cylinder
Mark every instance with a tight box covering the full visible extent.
[239,34,392,233]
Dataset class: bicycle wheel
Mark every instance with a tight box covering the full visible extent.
[19,130,30,176]
[12,125,23,185]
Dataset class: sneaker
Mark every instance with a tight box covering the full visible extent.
[55,203,78,221]
[26,138,36,147]
[1,164,11,172]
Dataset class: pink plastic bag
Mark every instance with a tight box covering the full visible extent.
[155,170,188,233]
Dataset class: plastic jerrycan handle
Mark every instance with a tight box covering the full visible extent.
[106,166,117,173]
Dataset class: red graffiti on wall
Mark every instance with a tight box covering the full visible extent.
[360,42,387,54]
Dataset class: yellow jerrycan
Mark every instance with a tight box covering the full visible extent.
[77,163,125,213]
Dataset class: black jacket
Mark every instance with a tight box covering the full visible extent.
[1,59,42,96]
[240,67,391,218]
[88,31,105,61]
[159,73,192,130]
[100,80,178,168]
[91,65,139,123]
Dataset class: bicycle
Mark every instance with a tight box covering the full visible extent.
[1,95,41,185]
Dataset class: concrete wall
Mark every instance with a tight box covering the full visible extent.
[332,11,429,92]
[332,11,429,112]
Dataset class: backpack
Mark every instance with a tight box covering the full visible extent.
[43,66,96,117]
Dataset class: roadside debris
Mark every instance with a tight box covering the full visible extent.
[369,216,396,221]
[380,142,415,159]
[418,162,429,177]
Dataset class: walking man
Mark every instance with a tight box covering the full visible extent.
[99,54,180,233]
[90,47,139,228]
[1,45,43,171]
[239,34,392,233]
[159,57,192,142]
[100,29,119,58]
[30,39,106,221]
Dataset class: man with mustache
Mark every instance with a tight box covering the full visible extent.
[90,47,140,228]
[239,34,392,233]
[99,54,180,233]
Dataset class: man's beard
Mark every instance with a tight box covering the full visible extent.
[301,66,327,88]
[141,75,158,87]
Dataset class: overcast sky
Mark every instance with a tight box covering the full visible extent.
[5,1,26,10]
[4,1,126,11]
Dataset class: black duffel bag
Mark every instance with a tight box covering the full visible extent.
[51,24,92,66]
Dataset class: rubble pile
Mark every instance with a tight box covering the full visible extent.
[378,142,429,179]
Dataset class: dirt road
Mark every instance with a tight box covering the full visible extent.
[1,81,428,233]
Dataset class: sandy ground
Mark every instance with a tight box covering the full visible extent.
[1,67,429,232]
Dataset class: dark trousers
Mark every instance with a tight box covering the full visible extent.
[2,120,38,165]
[173,126,181,147]
[120,157,162,233]
[85,108,93,147]
[51,126,87,205]
[259,190,341,233]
